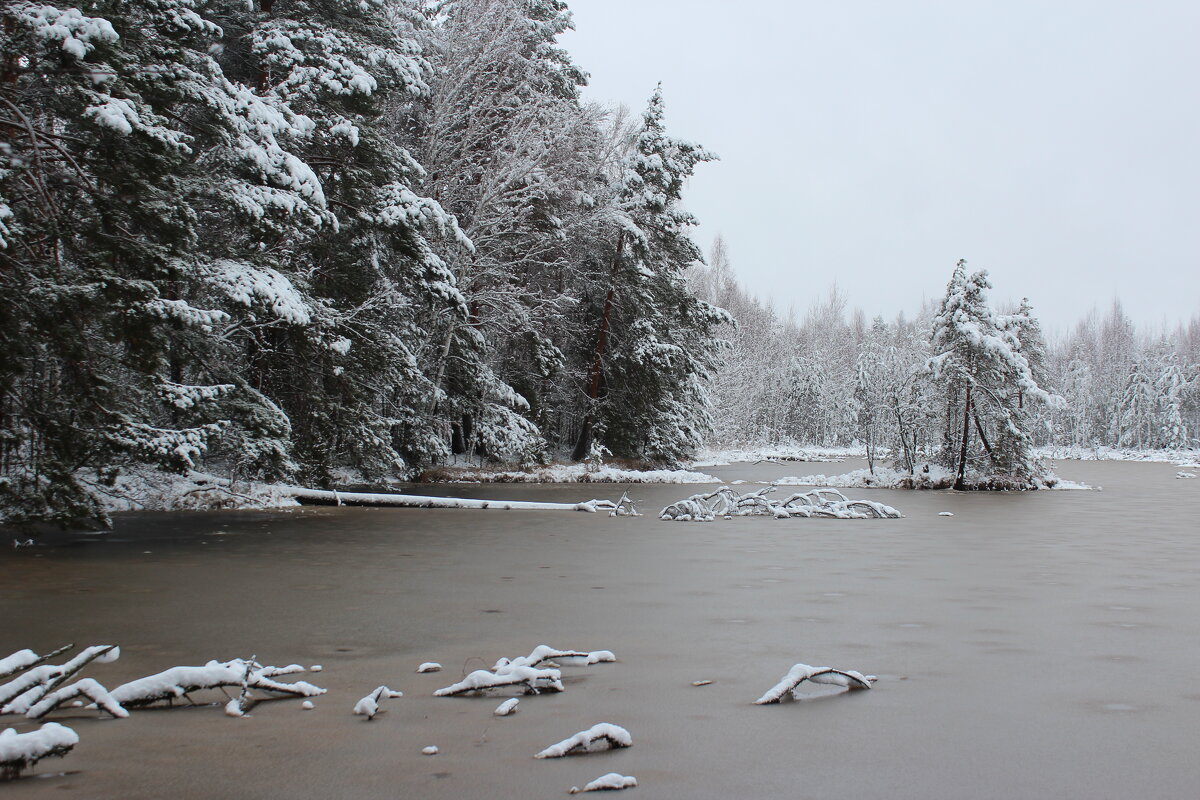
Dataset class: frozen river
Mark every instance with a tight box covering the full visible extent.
[3,459,1199,799]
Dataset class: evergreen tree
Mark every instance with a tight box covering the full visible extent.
[572,86,727,464]
[928,261,1059,488]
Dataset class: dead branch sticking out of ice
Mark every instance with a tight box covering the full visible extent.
[494,698,520,716]
[660,486,901,521]
[434,664,563,697]
[353,686,403,720]
[281,486,631,514]
[1,646,120,716]
[0,646,73,682]
[753,663,876,704]
[25,679,129,721]
[109,659,325,709]
[570,773,639,793]
[493,645,617,671]
[417,662,442,673]
[534,723,632,759]
[0,723,79,781]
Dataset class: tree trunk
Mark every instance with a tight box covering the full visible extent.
[571,230,625,461]
[894,401,914,474]
[972,410,995,464]
[954,383,972,490]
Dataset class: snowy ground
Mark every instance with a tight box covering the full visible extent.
[689,444,861,467]
[422,463,719,484]
[1034,445,1199,465]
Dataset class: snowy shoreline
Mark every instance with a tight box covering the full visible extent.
[61,444,1197,520]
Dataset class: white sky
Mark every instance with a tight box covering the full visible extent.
[559,0,1200,333]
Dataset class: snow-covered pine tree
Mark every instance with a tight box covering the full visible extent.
[572,86,728,465]
[216,0,472,483]
[0,0,329,522]
[927,261,1060,488]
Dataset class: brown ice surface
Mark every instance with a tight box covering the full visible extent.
[2,459,1199,799]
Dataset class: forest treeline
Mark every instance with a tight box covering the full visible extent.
[3,1,1196,525]
[693,238,1200,477]
[1,0,729,523]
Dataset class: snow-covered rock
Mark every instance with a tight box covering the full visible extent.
[421,745,438,755]
[416,662,442,673]
[534,723,632,758]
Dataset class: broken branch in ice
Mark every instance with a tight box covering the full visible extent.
[109,659,325,709]
[434,664,563,697]
[25,679,129,721]
[570,773,639,793]
[0,646,73,682]
[1,646,120,715]
[417,662,442,673]
[353,686,403,720]
[0,723,79,781]
[753,663,876,705]
[493,645,617,671]
[534,723,632,758]
[605,492,641,517]
[660,486,901,521]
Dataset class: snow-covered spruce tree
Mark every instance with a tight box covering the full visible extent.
[571,86,729,465]
[210,0,472,483]
[927,261,1060,489]
[0,0,328,523]
[410,0,595,462]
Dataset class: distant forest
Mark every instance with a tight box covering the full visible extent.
[1,1,1196,524]
[692,238,1200,462]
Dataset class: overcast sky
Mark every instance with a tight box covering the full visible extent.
[559,0,1199,333]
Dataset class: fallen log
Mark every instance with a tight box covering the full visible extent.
[280,486,623,514]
